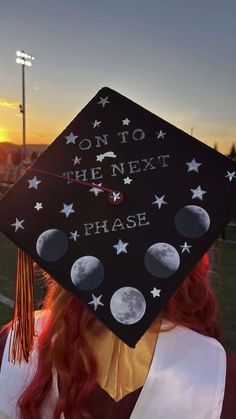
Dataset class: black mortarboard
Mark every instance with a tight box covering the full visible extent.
[0,87,236,360]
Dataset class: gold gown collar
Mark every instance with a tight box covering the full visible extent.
[85,319,161,401]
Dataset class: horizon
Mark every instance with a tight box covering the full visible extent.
[0,135,234,158]
[1,1,236,154]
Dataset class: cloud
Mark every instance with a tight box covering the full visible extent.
[0,100,19,109]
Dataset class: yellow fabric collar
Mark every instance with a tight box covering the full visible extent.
[85,319,161,401]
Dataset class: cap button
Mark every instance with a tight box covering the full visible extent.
[107,191,124,206]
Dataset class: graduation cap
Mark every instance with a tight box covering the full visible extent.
[1,87,236,363]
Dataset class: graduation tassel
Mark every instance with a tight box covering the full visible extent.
[9,249,35,364]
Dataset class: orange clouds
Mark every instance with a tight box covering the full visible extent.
[0,100,19,110]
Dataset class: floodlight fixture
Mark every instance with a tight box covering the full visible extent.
[16,50,34,65]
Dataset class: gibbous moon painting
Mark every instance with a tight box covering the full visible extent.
[36,229,68,262]
[71,255,105,291]
[110,287,146,325]
[175,205,210,238]
[144,242,180,278]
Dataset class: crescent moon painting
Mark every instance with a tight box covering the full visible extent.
[144,242,180,278]
[175,205,210,238]
[36,229,68,262]
[71,255,105,291]
[110,287,146,325]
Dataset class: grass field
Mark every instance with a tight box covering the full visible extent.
[0,229,236,353]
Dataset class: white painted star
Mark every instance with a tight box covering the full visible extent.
[69,230,80,242]
[123,176,132,185]
[89,183,104,197]
[152,195,167,209]
[113,239,129,255]
[65,132,78,144]
[11,218,25,232]
[180,242,192,253]
[150,287,161,298]
[97,96,110,108]
[225,171,236,182]
[34,202,43,211]
[191,185,207,200]
[156,130,166,140]
[122,118,130,126]
[186,158,202,173]
[60,203,75,218]
[92,119,101,128]
[96,154,104,162]
[28,176,42,190]
[88,294,104,311]
[72,155,82,165]
[111,192,121,202]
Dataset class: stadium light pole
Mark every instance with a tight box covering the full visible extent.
[16,50,35,162]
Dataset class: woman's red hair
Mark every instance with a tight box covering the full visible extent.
[19,253,219,418]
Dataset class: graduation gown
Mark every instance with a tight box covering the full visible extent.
[0,313,235,419]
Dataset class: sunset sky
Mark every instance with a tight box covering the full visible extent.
[0,0,235,153]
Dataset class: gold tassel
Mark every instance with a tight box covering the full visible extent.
[9,249,35,364]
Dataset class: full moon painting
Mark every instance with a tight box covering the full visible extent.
[175,205,210,238]
[144,242,180,278]
[110,287,146,325]
[36,229,68,262]
[71,255,105,291]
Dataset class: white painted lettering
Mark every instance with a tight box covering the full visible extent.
[111,218,125,231]
[84,223,94,236]
[75,170,88,182]
[82,212,150,237]
[137,212,150,226]
[128,160,141,174]
[141,158,156,171]
[117,131,129,144]
[79,138,92,150]
[90,167,103,180]
[94,220,109,234]
[132,128,145,141]
[126,215,137,229]
[95,134,109,148]
[62,171,74,184]
[157,155,170,167]
[111,162,125,177]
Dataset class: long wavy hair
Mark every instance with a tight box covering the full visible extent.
[18,253,219,419]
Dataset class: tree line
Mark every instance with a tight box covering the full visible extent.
[214,143,236,159]
[0,150,39,166]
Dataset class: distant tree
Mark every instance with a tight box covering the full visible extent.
[0,149,7,165]
[11,150,22,166]
[213,142,218,151]
[228,143,236,159]
[7,151,12,165]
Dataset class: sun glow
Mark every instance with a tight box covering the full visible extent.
[0,128,7,142]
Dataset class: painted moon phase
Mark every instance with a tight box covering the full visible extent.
[175,205,210,238]
[36,229,68,262]
[110,287,146,325]
[71,255,104,291]
[144,242,180,278]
